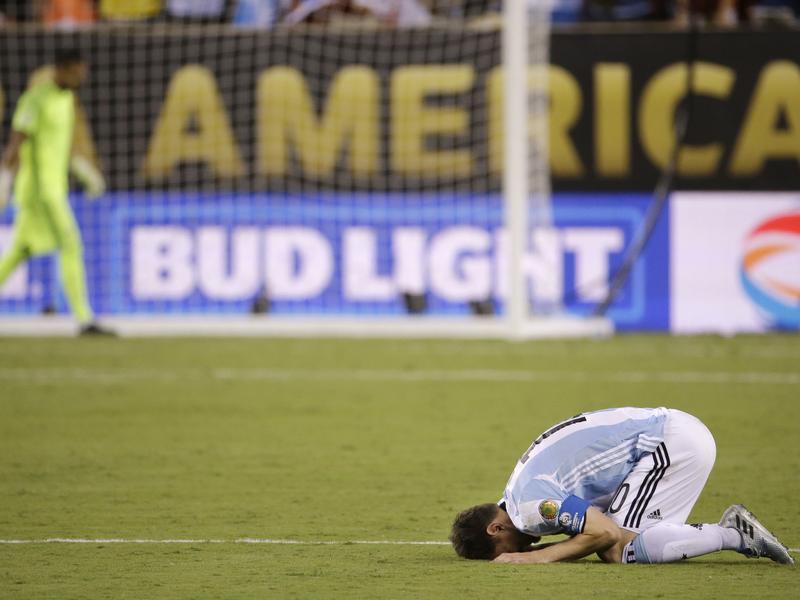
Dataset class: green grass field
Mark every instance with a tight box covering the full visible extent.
[0,334,798,598]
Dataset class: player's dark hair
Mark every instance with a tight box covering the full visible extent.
[54,47,83,67]
[449,503,499,560]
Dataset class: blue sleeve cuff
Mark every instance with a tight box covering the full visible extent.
[557,494,590,535]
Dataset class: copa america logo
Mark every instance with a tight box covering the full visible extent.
[740,212,800,329]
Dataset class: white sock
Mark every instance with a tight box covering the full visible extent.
[624,523,743,564]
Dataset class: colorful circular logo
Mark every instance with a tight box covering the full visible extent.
[740,212,800,329]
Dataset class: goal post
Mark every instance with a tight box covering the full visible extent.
[502,0,609,339]
[503,0,530,339]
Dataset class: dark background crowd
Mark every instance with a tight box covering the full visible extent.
[0,0,797,28]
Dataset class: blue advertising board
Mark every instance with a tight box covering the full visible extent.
[0,193,670,331]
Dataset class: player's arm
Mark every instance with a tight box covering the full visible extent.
[70,153,106,199]
[3,88,40,206]
[0,130,27,207]
[1,130,27,170]
[69,96,105,200]
[494,506,624,564]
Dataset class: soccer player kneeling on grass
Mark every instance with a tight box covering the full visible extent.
[0,47,113,336]
[451,407,795,565]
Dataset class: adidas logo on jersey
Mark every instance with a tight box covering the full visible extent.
[646,509,662,520]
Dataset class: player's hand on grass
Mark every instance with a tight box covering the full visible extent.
[494,552,544,564]
[71,155,106,200]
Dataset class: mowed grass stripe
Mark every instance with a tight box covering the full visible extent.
[0,366,798,385]
[0,538,796,554]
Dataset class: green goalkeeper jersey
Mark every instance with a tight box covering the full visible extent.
[12,80,75,208]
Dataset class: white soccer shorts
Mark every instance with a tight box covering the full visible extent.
[606,409,717,534]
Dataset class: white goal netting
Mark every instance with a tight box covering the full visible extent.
[0,5,610,337]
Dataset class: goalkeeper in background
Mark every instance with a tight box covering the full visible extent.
[0,47,113,336]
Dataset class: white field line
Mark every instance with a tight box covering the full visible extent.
[0,538,449,546]
[0,367,798,385]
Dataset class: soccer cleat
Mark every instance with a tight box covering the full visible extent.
[79,322,117,337]
[719,504,795,565]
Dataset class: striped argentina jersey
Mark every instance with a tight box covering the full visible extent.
[502,407,669,537]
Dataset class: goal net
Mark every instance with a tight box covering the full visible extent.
[0,4,611,338]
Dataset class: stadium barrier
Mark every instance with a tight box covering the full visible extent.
[2,190,797,335]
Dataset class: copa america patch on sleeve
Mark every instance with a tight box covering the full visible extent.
[538,500,559,522]
[558,495,590,535]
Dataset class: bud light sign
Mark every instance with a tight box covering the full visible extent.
[106,193,667,329]
[0,193,669,331]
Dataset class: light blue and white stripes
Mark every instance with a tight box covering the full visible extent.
[560,438,639,490]
[504,407,670,525]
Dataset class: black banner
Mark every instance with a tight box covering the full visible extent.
[1,26,798,192]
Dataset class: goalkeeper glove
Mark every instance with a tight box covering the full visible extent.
[70,155,106,200]
[0,167,13,209]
